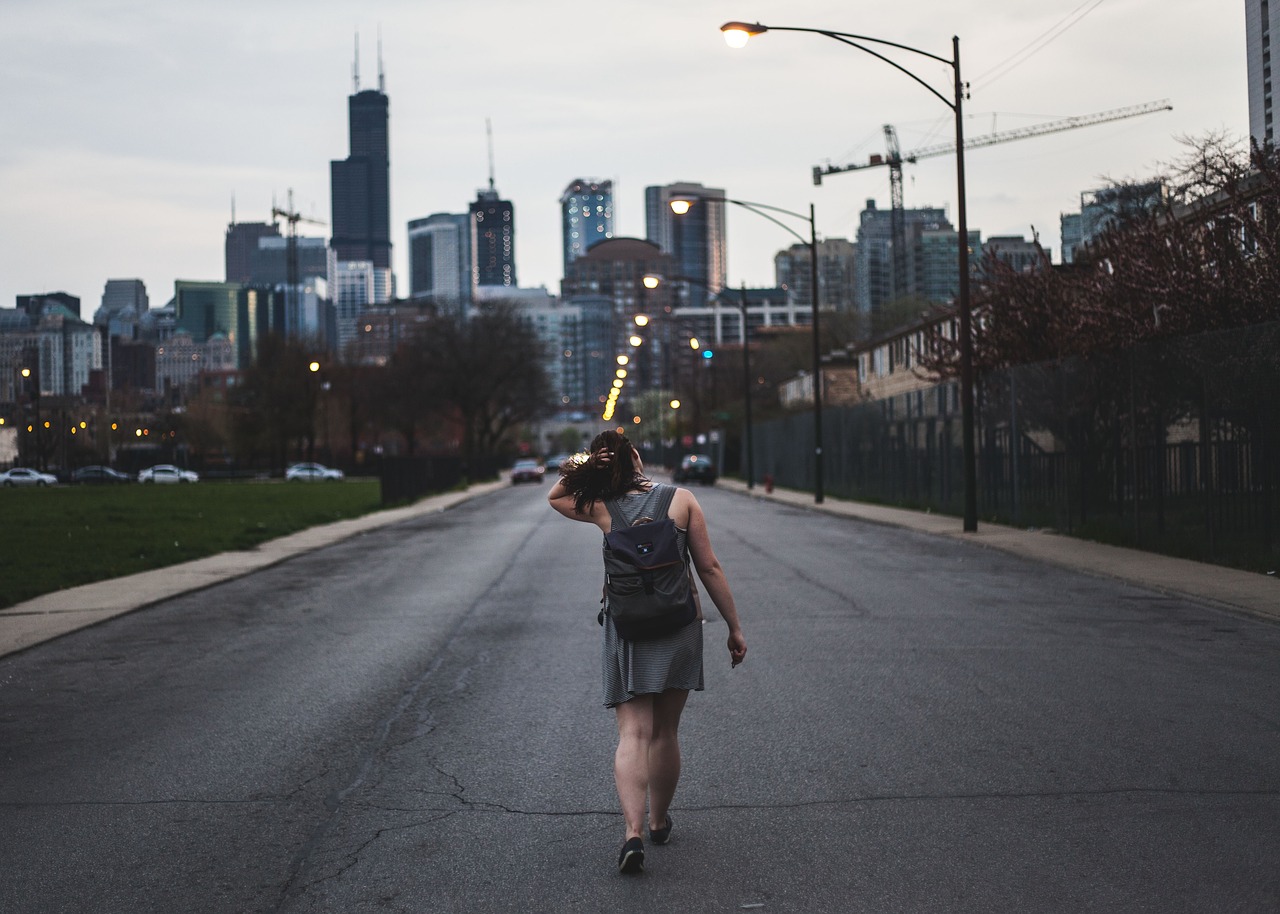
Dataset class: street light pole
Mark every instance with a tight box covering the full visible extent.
[721,20,976,530]
[737,282,756,490]
[671,194,824,504]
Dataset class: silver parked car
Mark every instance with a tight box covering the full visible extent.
[285,462,344,481]
[0,467,58,487]
[137,464,199,484]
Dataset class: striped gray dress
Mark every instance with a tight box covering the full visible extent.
[601,485,705,708]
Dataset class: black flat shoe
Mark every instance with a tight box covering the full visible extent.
[618,837,645,874]
[649,815,673,845]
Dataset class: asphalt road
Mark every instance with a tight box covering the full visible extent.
[1,484,1277,913]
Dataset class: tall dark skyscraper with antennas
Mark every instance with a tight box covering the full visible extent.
[330,37,392,310]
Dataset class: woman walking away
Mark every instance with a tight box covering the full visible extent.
[548,429,747,875]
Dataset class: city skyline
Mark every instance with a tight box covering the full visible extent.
[0,1,1248,313]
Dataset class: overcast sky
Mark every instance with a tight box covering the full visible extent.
[0,0,1249,312]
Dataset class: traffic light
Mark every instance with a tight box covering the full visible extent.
[701,349,714,360]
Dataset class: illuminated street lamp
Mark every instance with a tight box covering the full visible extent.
[720,18,977,530]
[672,193,823,503]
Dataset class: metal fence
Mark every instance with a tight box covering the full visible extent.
[751,322,1280,570]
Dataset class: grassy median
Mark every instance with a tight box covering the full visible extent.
[0,479,383,608]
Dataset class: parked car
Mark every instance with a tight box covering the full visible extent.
[71,465,133,485]
[544,453,574,475]
[0,467,58,487]
[286,462,345,481]
[138,464,199,484]
[510,459,546,485]
[672,454,717,485]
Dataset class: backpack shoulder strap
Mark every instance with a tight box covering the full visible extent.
[603,496,629,531]
[651,484,677,519]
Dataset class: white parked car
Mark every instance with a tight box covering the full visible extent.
[138,464,199,484]
[286,462,344,481]
[0,467,58,487]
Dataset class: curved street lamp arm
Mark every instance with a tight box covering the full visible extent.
[726,199,811,246]
[819,33,955,110]
[725,22,957,110]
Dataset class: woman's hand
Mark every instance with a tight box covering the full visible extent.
[591,447,613,468]
[727,629,747,668]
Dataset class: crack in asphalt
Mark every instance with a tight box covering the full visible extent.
[268,521,544,913]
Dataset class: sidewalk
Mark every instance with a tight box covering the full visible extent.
[2,477,1275,660]
[717,479,1278,624]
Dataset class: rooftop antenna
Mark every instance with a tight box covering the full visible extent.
[486,117,496,191]
[353,32,361,93]
[230,193,236,226]
[377,26,385,93]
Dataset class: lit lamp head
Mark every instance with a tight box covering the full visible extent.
[669,199,694,216]
[642,275,661,289]
[720,21,768,48]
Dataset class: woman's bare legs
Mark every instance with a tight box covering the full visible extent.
[647,689,688,832]
[614,690,689,840]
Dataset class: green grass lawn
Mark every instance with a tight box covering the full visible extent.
[0,479,384,608]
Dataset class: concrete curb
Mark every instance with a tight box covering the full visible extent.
[716,478,1278,624]
[0,480,509,659]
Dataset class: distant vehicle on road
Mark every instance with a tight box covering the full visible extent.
[138,464,199,484]
[672,454,717,485]
[544,454,574,475]
[510,459,545,485]
[71,465,133,485]
[286,462,345,482]
[0,467,58,487]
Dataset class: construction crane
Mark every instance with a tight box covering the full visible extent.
[813,100,1173,296]
[271,189,327,317]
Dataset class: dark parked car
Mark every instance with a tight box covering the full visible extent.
[71,465,133,485]
[510,460,545,485]
[672,454,717,485]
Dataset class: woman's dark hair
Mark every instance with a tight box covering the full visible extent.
[558,428,650,514]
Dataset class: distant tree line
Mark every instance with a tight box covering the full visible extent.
[178,303,552,475]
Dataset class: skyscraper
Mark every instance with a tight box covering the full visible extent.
[854,198,950,314]
[100,279,149,315]
[471,188,516,289]
[408,213,471,309]
[330,47,392,306]
[225,222,280,284]
[644,181,726,309]
[1246,0,1279,148]
[561,178,614,275]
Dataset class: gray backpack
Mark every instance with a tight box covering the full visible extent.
[603,486,697,641]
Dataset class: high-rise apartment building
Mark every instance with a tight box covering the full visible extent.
[17,292,81,321]
[854,199,951,314]
[1059,181,1166,262]
[225,222,281,283]
[249,237,329,287]
[330,56,392,309]
[561,179,614,275]
[1247,0,1280,148]
[645,182,726,309]
[408,213,471,309]
[775,238,857,313]
[100,279,149,315]
[173,280,283,369]
[471,188,516,289]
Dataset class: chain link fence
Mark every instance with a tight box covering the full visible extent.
[751,322,1280,571]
